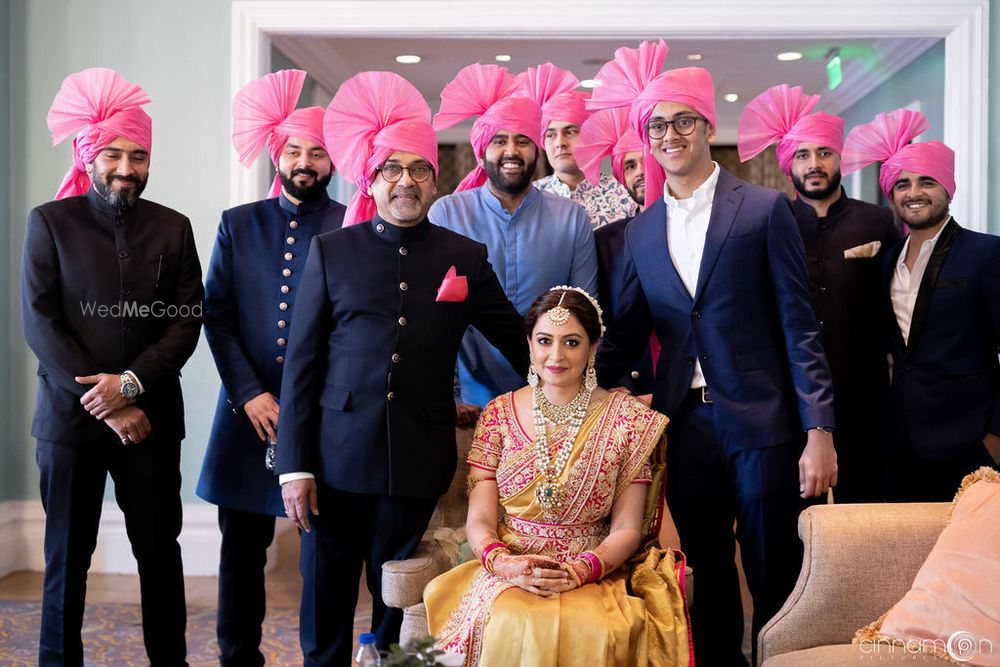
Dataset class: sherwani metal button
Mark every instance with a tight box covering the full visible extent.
[387,391,395,401]
[391,353,401,363]
[398,316,408,326]
[289,221,299,229]
[277,338,286,346]
[399,246,408,256]
[278,320,287,328]
[376,223,385,233]
[399,282,408,291]
[287,236,296,245]
[282,268,292,277]
[281,285,290,294]
[284,252,293,261]
[276,356,284,364]
[279,302,288,311]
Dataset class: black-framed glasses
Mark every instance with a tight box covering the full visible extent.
[645,116,706,140]
[376,163,434,183]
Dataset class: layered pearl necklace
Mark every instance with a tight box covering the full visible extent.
[532,382,593,518]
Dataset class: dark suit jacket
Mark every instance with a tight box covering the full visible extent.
[276,216,529,499]
[197,192,345,515]
[882,219,1000,458]
[594,215,655,394]
[21,188,204,444]
[596,167,835,449]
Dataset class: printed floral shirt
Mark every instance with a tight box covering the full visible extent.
[534,173,638,229]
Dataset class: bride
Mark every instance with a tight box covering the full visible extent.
[424,286,692,666]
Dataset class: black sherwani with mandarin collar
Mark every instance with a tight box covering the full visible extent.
[21,187,203,667]
[792,190,900,502]
[275,215,528,666]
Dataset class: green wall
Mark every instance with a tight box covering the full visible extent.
[1,0,13,501]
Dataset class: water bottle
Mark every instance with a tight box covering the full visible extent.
[354,632,381,666]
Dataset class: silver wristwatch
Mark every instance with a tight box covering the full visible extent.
[120,373,139,400]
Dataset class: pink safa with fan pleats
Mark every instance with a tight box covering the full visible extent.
[573,106,645,187]
[433,63,542,193]
[323,71,438,226]
[737,84,844,176]
[46,67,152,200]
[841,108,955,200]
[518,63,590,142]
[582,40,713,207]
[231,69,329,198]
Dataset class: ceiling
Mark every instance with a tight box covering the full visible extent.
[271,35,939,144]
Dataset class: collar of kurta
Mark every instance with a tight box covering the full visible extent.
[86,185,139,223]
[278,189,331,216]
[368,213,432,243]
[792,186,849,223]
[478,180,541,220]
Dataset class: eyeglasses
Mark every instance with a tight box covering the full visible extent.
[645,116,706,140]
[375,163,434,183]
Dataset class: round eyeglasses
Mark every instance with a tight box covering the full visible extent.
[645,116,706,140]
[376,163,434,183]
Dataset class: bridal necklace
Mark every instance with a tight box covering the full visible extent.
[532,381,593,518]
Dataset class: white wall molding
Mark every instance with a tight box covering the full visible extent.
[231,0,989,229]
[0,501,292,579]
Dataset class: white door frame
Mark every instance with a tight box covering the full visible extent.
[231,0,990,230]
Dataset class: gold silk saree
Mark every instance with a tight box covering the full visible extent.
[424,391,692,666]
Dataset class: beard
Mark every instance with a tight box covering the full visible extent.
[896,196,950,230]
[627,176,645,207]
[93,173,147,213]
[792,168,842,201]
[484,155,537,195]
[279,167,332,201]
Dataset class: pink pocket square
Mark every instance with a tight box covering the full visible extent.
[436,265,468,302]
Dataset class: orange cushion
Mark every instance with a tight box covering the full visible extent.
[856,467,1000,666]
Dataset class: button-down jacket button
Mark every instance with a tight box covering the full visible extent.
[391,353,401,363]
[289,221,299,229]
[118,250,129,259]
[282,268,292,277]
[692,311,702,320]
[277,338,287,346]
[387,391,395,401]
[276,356,285,364]
[399,282,408,291]
[399,246,408,256]
[122,288,131,297]
[281,285,290,294]
[284,252,293,261]
[398,316,408,326]
[630,371,640,379]
[278,320,287,328]
[279,302,288,311]
[232,408,239,415]
[286,236,296,245]
[819,286,828,294]
[376,223,385,233]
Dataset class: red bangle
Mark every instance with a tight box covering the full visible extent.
[481,541,506,571]
[579,551,604,583]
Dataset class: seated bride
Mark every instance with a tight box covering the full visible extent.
[424,286,693,666]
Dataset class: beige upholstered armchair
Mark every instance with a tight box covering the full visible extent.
[382,426,476,644]
[758,502,953,666]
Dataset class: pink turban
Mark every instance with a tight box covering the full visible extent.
[518,63,590,140]
[737,84,844,176]
[574,107,647,186]
[586,40,710,207]
[46,68,152,200]
[841,108,955,200]
[232,69,329,198]
[433,64,542,193]
[324,71,439,226]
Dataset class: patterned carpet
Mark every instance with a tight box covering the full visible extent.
[0,600,372,666]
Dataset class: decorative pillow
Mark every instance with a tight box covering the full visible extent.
[855,467,1000,666]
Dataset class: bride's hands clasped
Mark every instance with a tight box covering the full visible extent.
[491,553,576,598]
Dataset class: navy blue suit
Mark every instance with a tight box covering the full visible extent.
[594,215,655,394]
[276,216,528,665]
[196,191,345,665]
[597,167,834,666]
[882,219,1000,501]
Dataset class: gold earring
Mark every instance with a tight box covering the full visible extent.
[584,356,597,391]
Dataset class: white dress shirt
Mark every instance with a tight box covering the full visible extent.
[664,162,721,389]
[890,218,950,344]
